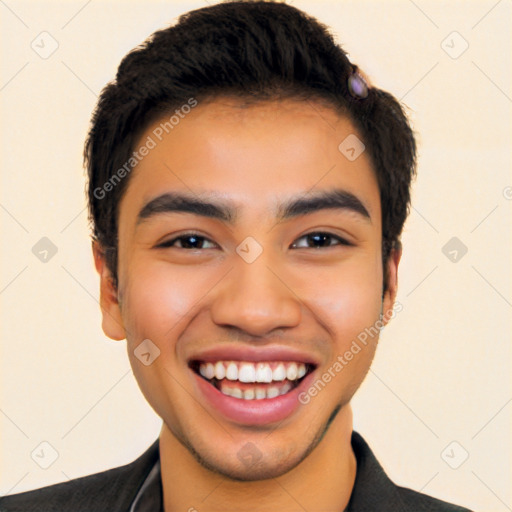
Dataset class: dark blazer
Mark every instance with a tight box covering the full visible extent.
[0,431,472,511]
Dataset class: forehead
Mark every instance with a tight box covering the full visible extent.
[119,98,380,226]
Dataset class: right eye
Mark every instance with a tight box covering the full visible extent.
[156,233,218,250]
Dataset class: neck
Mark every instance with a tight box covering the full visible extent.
[159,405,357,512]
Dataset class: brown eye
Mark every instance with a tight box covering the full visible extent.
[157,233,217,250]
[291,232,352,249]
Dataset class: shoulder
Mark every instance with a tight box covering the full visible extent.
[395,485,473,511]
[349,432,473,512]
[0,440,159,512]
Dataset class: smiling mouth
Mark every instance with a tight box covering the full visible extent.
[190,360,315,400]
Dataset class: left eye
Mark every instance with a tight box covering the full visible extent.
[291,232,351,249]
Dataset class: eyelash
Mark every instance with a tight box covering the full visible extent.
[156,231,353,250]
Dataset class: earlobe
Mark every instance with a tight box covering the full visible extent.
[92,241,126,341]
[381,244,402,326]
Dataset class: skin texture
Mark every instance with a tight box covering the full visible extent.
[93,98,401,511]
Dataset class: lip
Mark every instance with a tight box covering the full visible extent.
[187,344,320,366]
[189,362,318,426]
[187,345,320,425]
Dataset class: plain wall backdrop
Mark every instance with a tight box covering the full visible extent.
[1,1,510,511]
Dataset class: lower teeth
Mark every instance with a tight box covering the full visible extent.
[215,379,295,400]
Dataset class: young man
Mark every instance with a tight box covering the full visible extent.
[0,1,472,510]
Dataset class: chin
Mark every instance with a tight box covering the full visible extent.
[182,425,331,483]
[197,450,305,482]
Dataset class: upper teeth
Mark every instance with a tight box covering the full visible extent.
[198,361,307,382]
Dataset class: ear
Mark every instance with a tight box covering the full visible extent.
[381,243,402,326]
[92,241,126,341]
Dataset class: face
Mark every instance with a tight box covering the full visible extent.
[94,98,400,480]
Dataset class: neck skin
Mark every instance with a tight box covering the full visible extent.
[159,404,357,512]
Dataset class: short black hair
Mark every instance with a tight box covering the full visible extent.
[85,0,416,292]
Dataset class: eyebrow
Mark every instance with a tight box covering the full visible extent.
[136,188,371,227]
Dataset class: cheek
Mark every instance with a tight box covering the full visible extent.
[304,255,383,350]
[119,259,216,423]
[300,258,383,403]
[120,259,213,345]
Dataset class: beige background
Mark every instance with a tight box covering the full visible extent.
[1,1,510,510]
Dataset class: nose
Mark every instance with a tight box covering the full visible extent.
[210,252,302,337]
